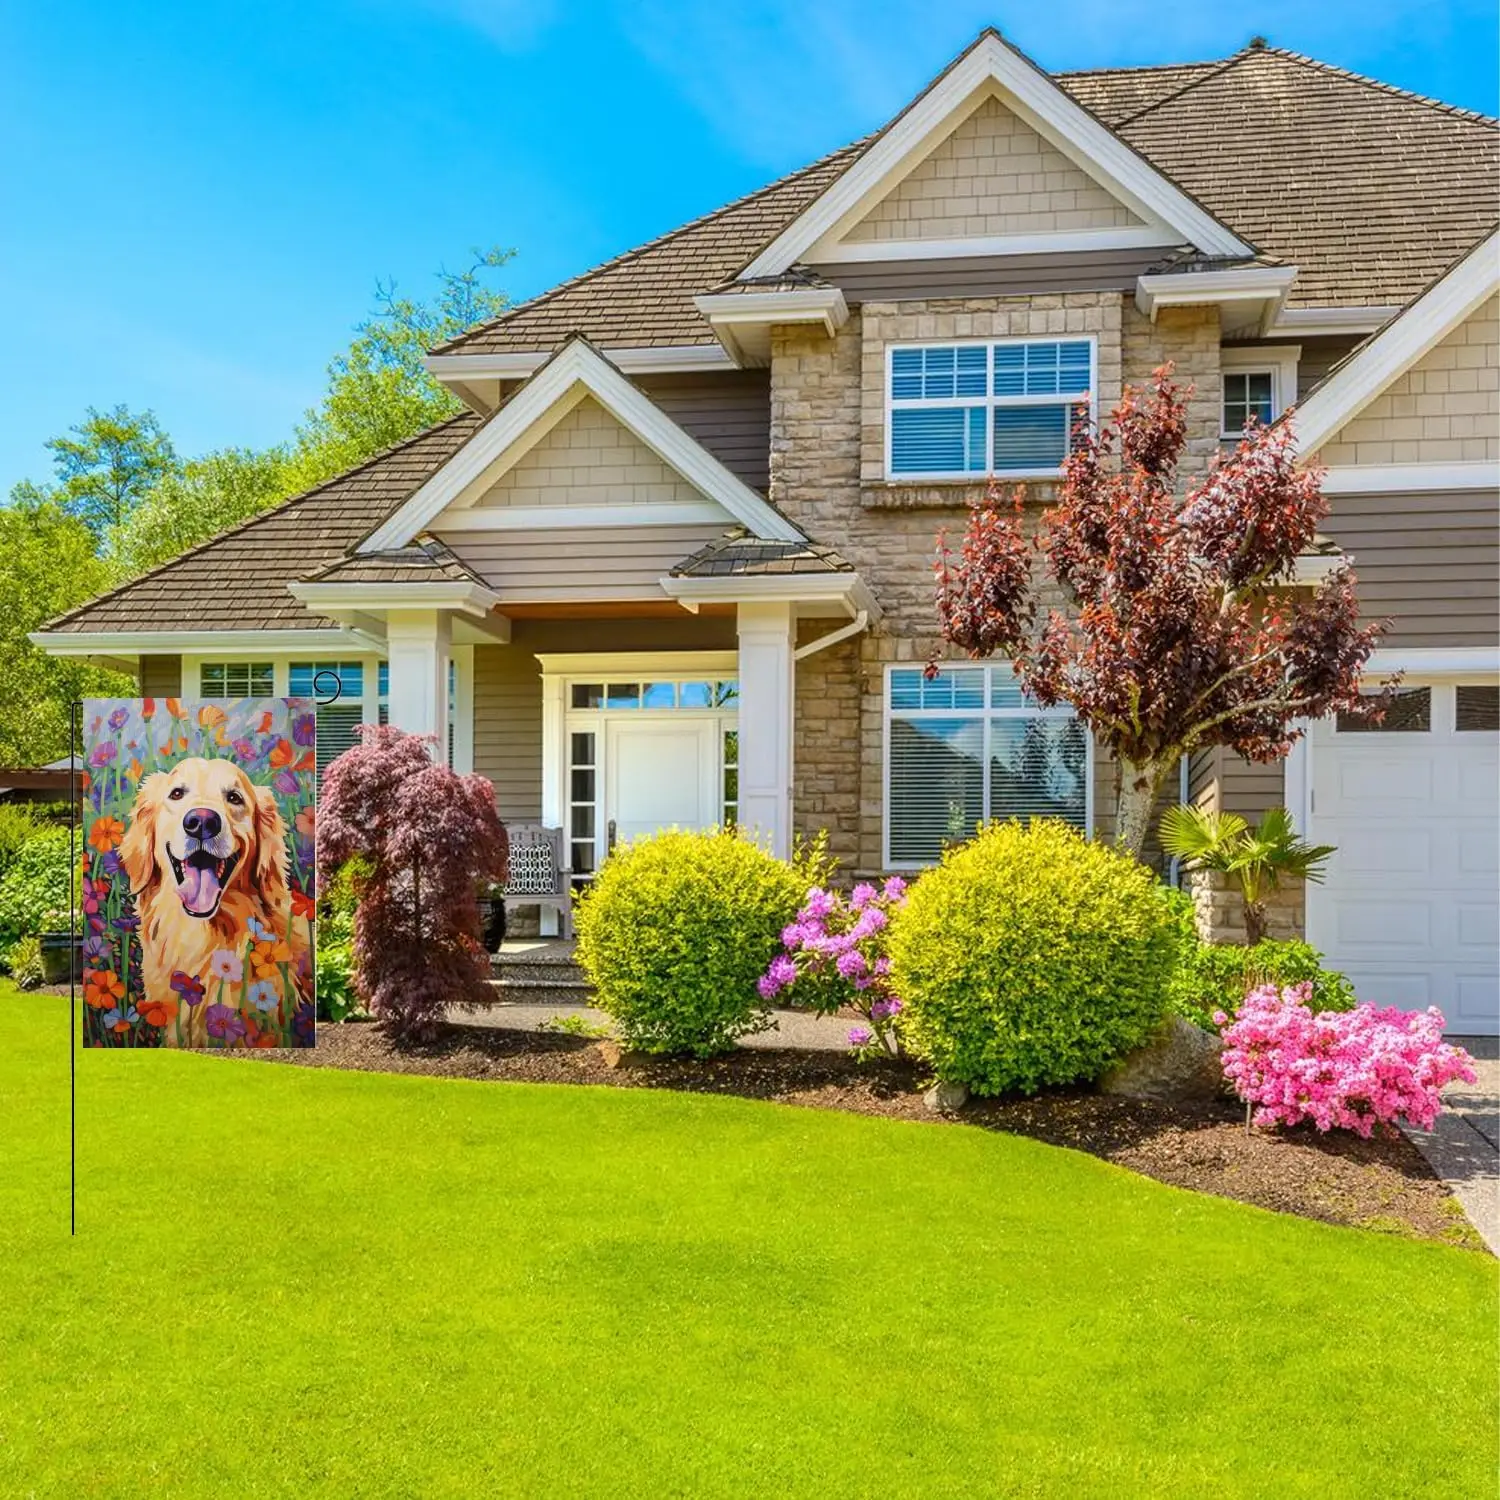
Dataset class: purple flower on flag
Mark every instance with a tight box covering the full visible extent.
[292,713,316,747]
[107,707,129,731]
[170,971,206,1006]
[232,738,256,760]
[273,770,300,797]
[205,1004,246,1042]
[89,742,116,767]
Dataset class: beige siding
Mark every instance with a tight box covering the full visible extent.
[471,615,738,821]
[1325,486,1499,647]
[1317,296,1499,466]
[1187,746,1286,820]
[433,525,726,603]
[139,655,182,697]
[633,371,770,493]
[470,396,713,510]
[845,94,1144,244]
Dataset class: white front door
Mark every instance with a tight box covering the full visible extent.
[605,718,720,850]
[1306,681,1499,1035]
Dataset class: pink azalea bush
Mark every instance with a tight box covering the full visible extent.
[758,878,909,1057]
[1217,983,1477,1136]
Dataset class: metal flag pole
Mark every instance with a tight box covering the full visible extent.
[69,699,80,1236]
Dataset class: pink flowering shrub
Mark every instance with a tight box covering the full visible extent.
[1217,983,1477,1136]
[319,726,508,1042]
[758,878,909,1057]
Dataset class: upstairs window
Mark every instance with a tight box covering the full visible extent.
[887,339,1094,480]
[1222,371,1274,435]
[1220,346,1299,438]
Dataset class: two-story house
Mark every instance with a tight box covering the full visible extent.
[35,33,1499,1031]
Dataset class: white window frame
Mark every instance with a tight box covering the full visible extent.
[187,654,386,728]
[884,335,1098,483]
[1220,344,1300,438]
[882,663,1094,870]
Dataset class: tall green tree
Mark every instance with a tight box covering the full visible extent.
[0,493,131,764]
[43,404,178,538]
[285,246,513,492]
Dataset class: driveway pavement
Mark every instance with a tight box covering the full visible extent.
[1402,1036,1499,1254]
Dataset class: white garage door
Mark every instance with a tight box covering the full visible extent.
[1307,680,1499,1036]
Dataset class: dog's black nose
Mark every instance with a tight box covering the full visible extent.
[183,807,222,842]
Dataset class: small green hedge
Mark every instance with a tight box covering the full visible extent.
[889,821,1182,1096]
[0,829,72,950]
[576,829,819,1057]
[1168,938,1357,1031]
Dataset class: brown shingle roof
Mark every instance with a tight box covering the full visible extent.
[439,46,1496,355]
[301,538,487,588]
[671,533,853,577]
[45,416,480,633]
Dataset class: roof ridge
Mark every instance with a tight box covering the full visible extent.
[1257,45,1498,126]
[430,135,874,356]
[43,411,477,631]
[1112,49,1252,128]
[1057,57,1227,80]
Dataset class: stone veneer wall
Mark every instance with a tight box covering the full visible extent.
[771,295,1228,889]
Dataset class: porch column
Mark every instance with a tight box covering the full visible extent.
[736,600,795,858]
[385,608,451,752]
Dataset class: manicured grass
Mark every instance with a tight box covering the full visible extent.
[2,988,1495,1498]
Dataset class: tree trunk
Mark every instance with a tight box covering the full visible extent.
[1114,759,1171,860]
[1244,899,1268,947]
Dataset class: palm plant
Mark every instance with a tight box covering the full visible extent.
[1160,805,1336,945]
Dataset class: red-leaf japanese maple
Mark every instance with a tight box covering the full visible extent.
[934,366,1388,858]
[318,725,508,1041]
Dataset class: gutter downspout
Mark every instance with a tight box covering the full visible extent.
[793,610,868,661]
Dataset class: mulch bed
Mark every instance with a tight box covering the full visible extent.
[226,1019,1485,1252]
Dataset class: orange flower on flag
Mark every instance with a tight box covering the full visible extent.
[89,816,125,853]
[178,736,189,752]
[268,738,294,769]
[137,994,177,1028]
[290,888,316,920]
[128,758,143,782]
[83,970,125,1009]
[256,710,273,734]
[198,704,227,730]
[81,771,91,793]
[294,751,315,773]
[165,697,184,719]
[296,807,315,839]
[251,938,293,980]
[142,697,156,720]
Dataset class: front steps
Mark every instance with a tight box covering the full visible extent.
[488,939,592,1005]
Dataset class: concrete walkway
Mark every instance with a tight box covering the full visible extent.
[1402,1036,1499,1254]
[457,998,854,1052]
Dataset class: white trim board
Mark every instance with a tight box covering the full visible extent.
[814,225,1179,264]
[362,337,802,552]
[30,628,379,657]
[1295,230,1499,457]
[740,32,1249,278]
[1318,461,1499,494]
[433,501,731,532]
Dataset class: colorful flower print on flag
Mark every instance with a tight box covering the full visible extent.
[80,698,317,1049]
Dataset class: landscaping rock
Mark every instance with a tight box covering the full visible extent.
[597,1040,650,1071]
[924,1080,969,1113]
[1099,1017,1224,1102]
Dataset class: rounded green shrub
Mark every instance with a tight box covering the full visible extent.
[889,821,1182,1096]
[0,829,71,948]
[1167,938,1356,1031]
[576,828,817,1057]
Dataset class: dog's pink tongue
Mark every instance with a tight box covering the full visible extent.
[178,861,221,914]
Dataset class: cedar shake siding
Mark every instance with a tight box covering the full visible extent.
[433,526,727,604]
[139,655,182,697]
[842,95,1144,243]
[632,371,771,493]
[1317,296,1499,466]
[1326,487,1500,648]
[472,615,737,821]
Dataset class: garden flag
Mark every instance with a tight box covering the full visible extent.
[80,698,317,1048]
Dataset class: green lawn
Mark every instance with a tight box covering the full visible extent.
[2,988,1495,1498]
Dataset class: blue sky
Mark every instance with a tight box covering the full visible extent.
[2,1,1495,494]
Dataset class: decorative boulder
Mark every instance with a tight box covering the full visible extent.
[1098,1017,1224,1101]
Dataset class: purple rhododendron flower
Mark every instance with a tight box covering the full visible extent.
[802,887,835,919]
[870,997,903,1022]
[836,948,868,980]
[293,713,316,747]
[849,882,877,910]
[107,707,129,731]
[847,1026,873,1048]
[881,876,908,902]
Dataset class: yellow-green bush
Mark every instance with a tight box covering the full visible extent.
[576,829,821,1057]
[889,821,1182,1095]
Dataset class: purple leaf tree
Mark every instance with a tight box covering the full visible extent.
[318,725,508,1042]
